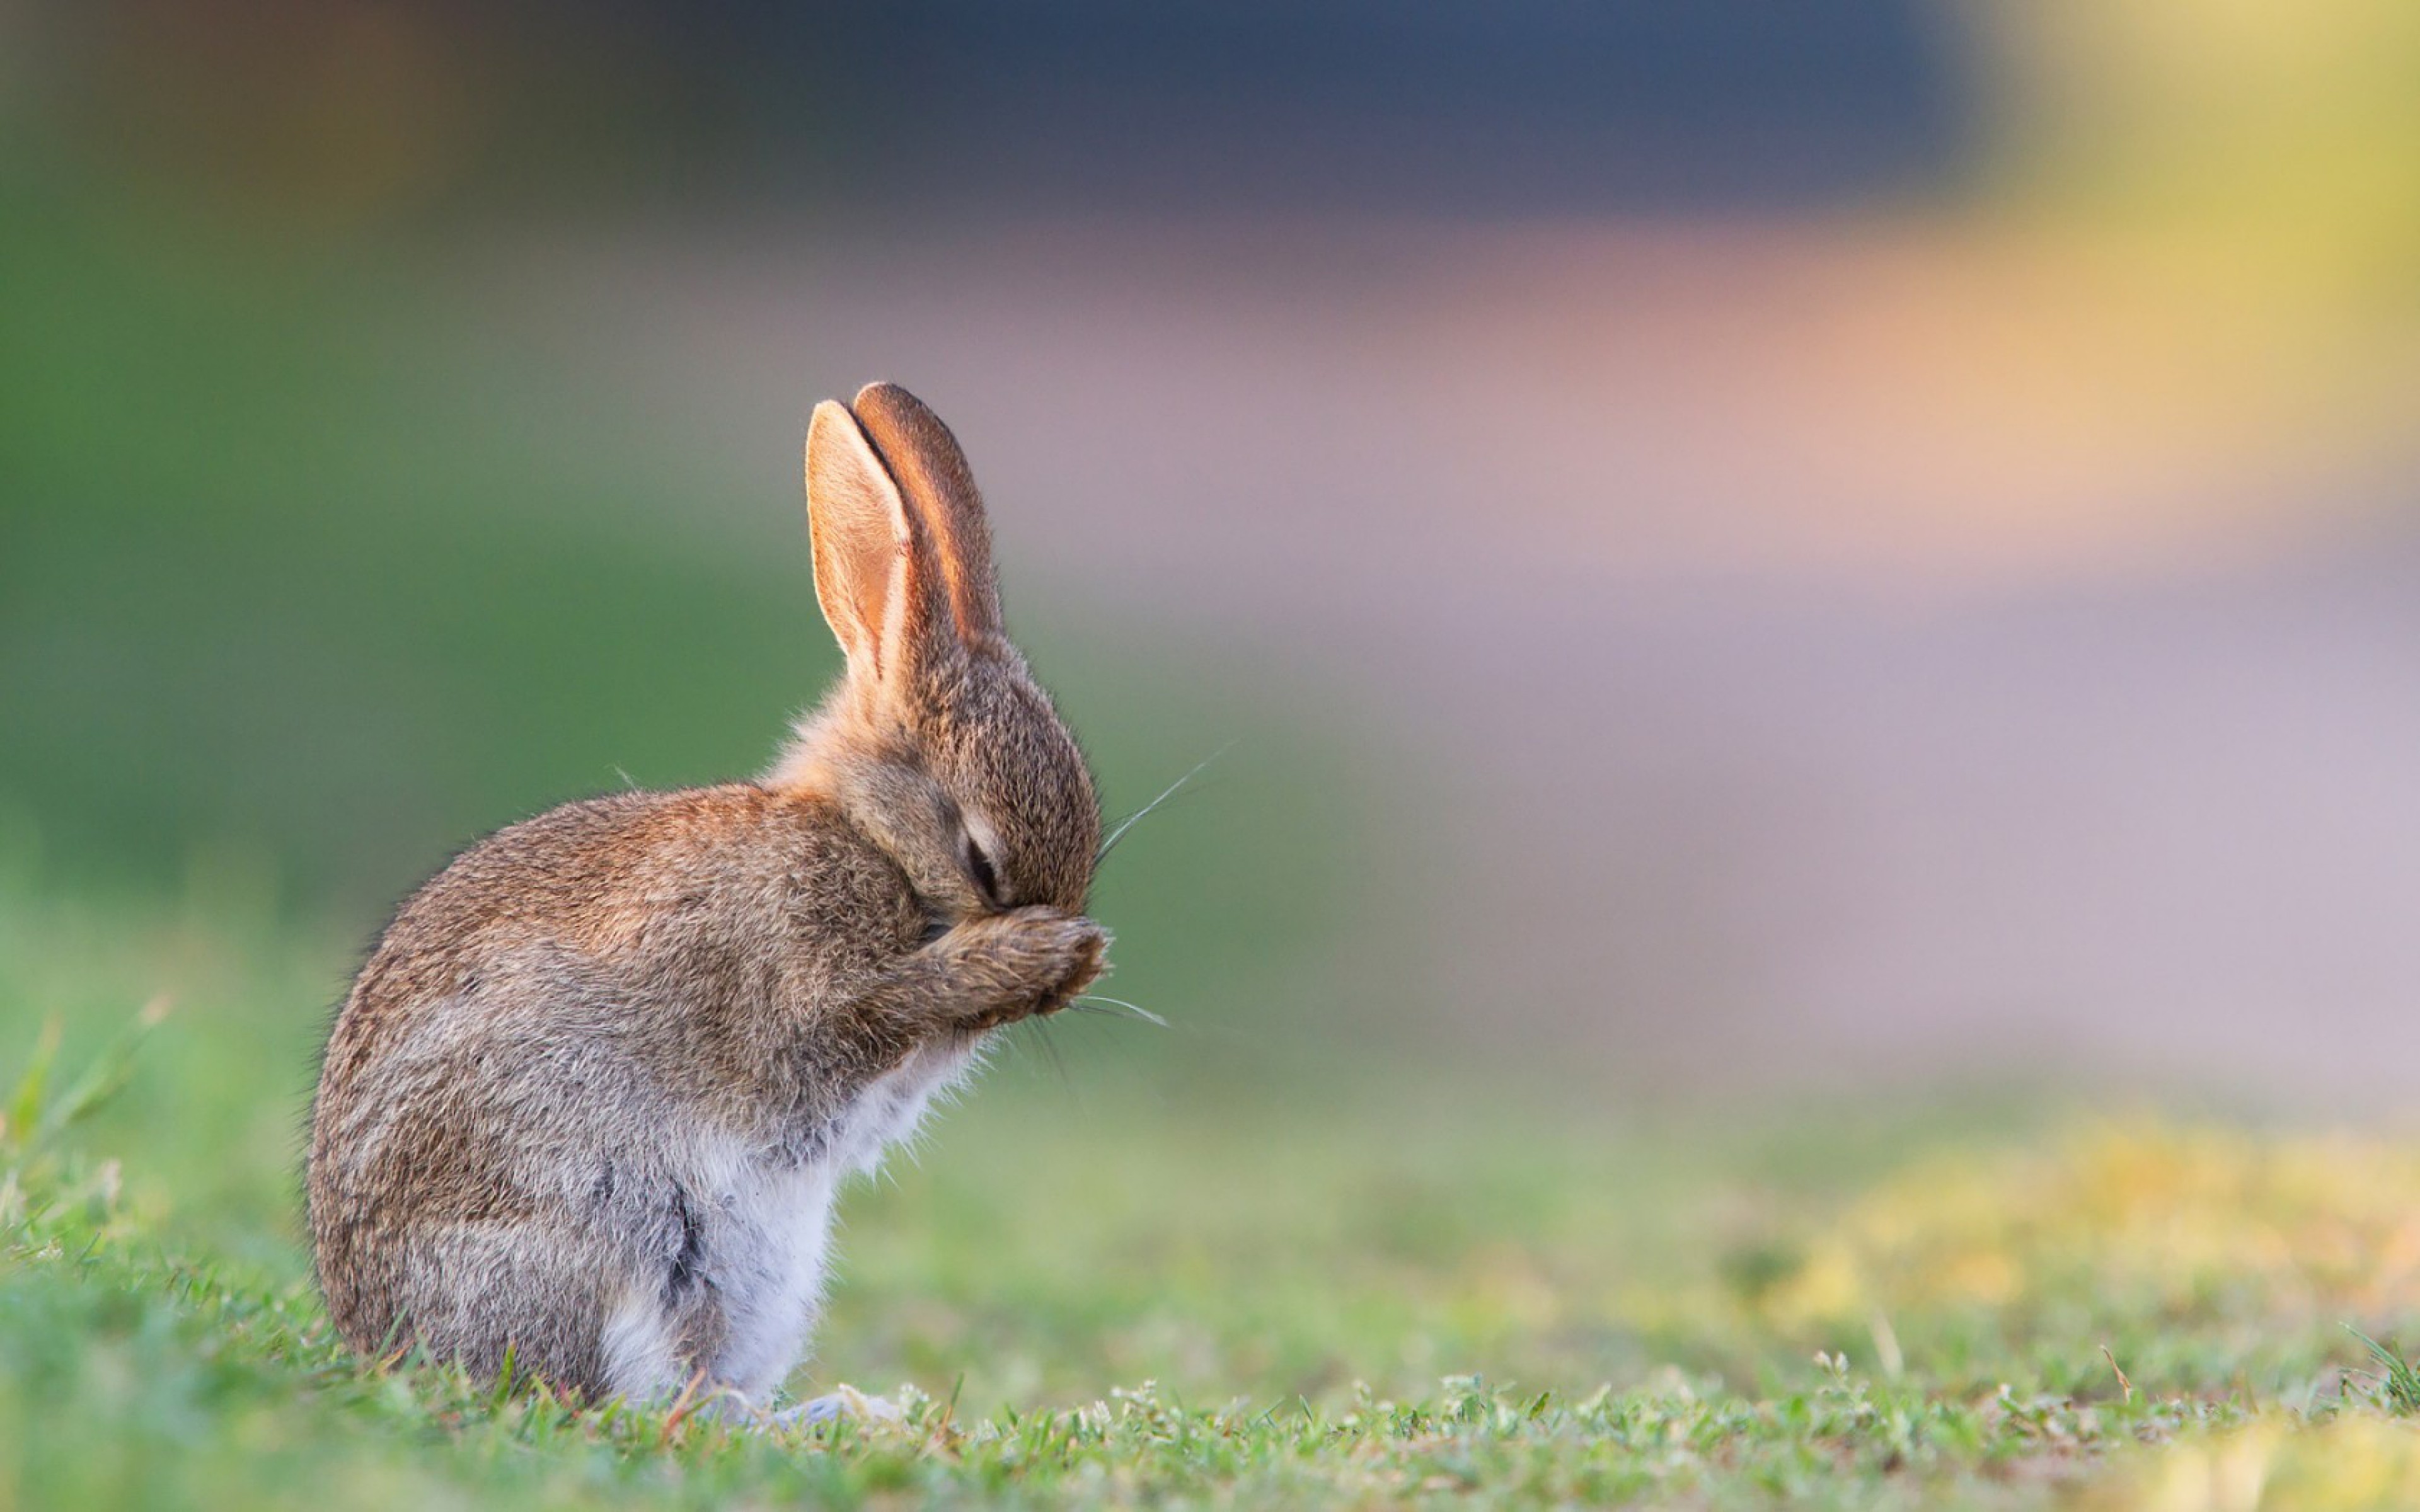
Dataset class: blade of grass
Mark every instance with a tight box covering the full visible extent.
[37,995,173,1147]
[5,1016,63,1150]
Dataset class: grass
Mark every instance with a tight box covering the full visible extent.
[9,871,2420,1508]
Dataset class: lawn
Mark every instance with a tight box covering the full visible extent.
[11,199,2420,1508]
[11,868,2420,1509]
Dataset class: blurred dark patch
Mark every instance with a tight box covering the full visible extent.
[752,0,1975,212]
[19,0,1976,222]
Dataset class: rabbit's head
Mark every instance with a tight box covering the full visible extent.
[779,383,1102,925]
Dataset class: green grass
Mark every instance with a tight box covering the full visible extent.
[10,872,2420,1509]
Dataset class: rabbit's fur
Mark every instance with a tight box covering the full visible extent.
[307,384,1107,1410]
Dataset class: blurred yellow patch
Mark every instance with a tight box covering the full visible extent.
[2085,1418,2420,1512]
[1754,1123,2420,1335]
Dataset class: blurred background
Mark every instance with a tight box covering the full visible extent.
[7,0,2420,1118]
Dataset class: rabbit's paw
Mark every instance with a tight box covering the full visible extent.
[769,1386,903,1430]
[937,908,1109,1026]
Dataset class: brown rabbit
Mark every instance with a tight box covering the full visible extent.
[307,383,1108,1420]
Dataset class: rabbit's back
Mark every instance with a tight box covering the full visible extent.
[320,785,918,1104]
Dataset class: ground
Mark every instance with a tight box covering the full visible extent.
[8,873,2420,1509]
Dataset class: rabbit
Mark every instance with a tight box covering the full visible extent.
[306,382,1109,1421]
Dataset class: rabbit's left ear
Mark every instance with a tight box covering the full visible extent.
[848,383,1004,648]
[805,398,932,685]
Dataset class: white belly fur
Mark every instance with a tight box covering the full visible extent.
[602,1038,981,1405]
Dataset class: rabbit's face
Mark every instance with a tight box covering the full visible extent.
[926,652,1101,916]
[809,648,1098,928]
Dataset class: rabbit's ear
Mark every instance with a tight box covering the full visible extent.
[847,383,1003,646]
[805,399,935,684]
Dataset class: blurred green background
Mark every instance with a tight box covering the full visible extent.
[8,0,2420,1076]
[8,0,2420,1159]
[0,192,1380,1083]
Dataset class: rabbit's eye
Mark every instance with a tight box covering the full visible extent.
[961,830,1003,907]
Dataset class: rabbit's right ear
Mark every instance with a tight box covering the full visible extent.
[805,399,933,686]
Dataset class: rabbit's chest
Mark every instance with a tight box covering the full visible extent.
[825,1038,980,1174]
[696,1039,979,1394]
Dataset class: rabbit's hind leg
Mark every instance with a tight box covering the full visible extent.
[389,1222,630,1399]
[596,1283,693,1403]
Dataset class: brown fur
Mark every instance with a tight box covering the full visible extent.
[307,384,1106,1404]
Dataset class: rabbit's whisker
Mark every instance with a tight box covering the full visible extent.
[1066,1003,1158,1029]
[1072,994,1168,1028]
[1018,1016,1072,1085]
[1098,743,1234,861]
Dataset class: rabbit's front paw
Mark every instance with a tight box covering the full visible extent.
[936,908,1108,1028]
[1022,910,1109,1018]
